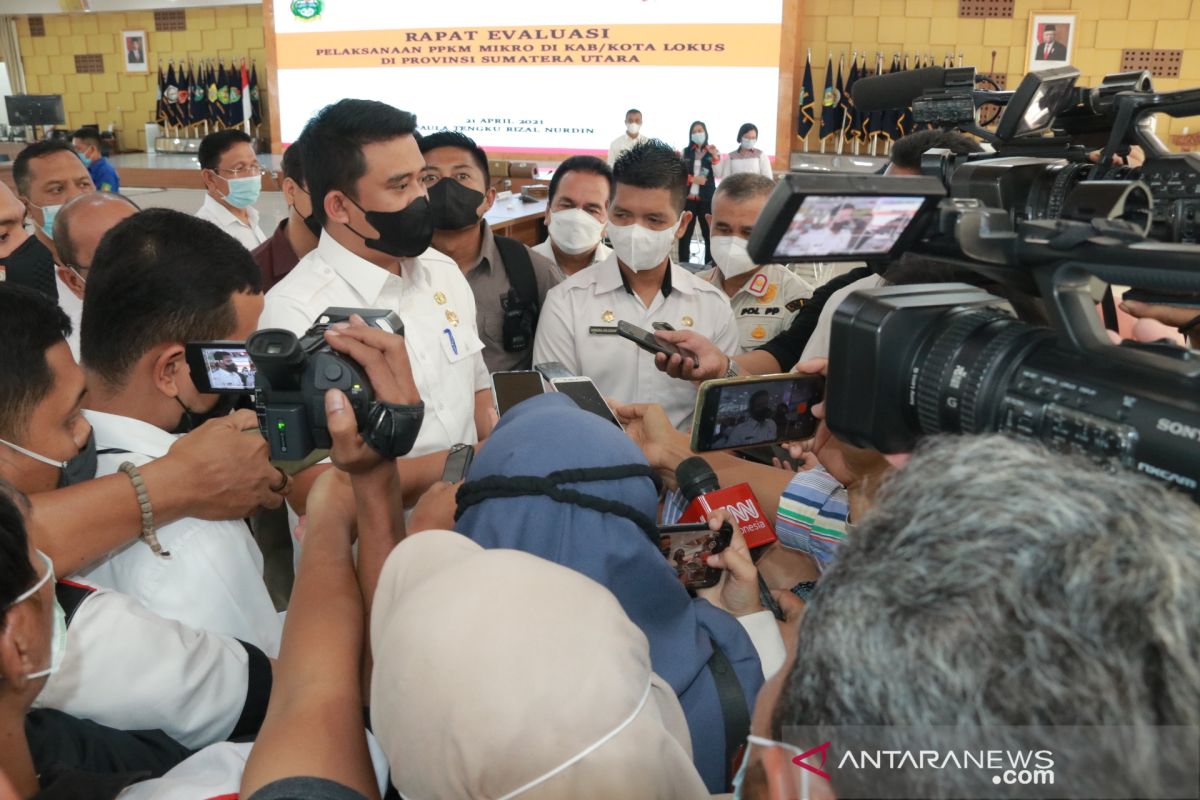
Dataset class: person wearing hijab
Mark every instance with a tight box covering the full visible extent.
[453,392,767,792]
[370,530,710,800]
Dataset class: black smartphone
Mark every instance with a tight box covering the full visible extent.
[616,320,698,367]
[490,370,546,416]
[550,376,623,429]
[657,522,733,590]
[185,341,255,394]
[1122,289,1200,309]
[441,443,474,483]
[691,373,825,452]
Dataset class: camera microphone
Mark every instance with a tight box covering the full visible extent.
[674,457,777,549]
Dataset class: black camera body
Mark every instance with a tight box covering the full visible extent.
[248,308,402,461]
[826,283,1200,499]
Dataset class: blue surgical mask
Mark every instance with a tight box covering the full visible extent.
[7,550,67,680]
[30,201,63,238]
[740,138,757,150]
[78,152,93,167]
[222,175,262,209]
[691,132,706,146]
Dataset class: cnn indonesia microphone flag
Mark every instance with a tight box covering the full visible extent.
[797,49,815,146]
[241,61,252,134]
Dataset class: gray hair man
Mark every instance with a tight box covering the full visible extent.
[741,435,1200,799]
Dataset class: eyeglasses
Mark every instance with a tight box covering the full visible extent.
[215,164,263,178]
[7,550,54,609]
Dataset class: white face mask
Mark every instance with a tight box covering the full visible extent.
[710,235,758,278]
[626,122,641,135]
[547,208,605,255]
[607,217,679,272]
[740,138,757,150]
[7,550,67,680]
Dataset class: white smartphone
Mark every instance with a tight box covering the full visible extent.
[550,376,624,430]
[490,370,546,417]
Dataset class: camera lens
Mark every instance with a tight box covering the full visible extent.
[913,308,1053,435]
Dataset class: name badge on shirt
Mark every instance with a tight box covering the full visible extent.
[589,325,619,336]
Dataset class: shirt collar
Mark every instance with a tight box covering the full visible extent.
[315,231,411,305]
[596,253,698,298]
[202,193,260,229]
[465,220,495,275]
[85,409,178,459]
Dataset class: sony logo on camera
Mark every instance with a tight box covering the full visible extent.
[1156,417,1200,443]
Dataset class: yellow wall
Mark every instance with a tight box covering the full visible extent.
[16,5,267,152]
[797,0,1200,147]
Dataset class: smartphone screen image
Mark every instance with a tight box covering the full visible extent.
[658,523,732,590]
[550,376,623,429]
[692,374,825,451]
[491,371,546,417]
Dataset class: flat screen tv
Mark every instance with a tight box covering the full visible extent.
[5,95,65,126]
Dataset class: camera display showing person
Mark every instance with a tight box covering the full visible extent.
[712,390,777,448]
[420,130,560,373]
[76,209,282,654]
[206,351,251,390]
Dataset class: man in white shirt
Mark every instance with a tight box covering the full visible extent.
[195,129,267,251]
[607,108,647,166]
[531,155,613,280]
[696,173,814,352]
[260,99,493,502]
[51,191,140,360]
[533,139,739,429]
[713,389,777,447]
[77,208,281,655]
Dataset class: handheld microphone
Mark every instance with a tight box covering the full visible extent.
[675,457,777,549]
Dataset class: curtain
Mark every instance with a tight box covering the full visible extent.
[0,17,27,95]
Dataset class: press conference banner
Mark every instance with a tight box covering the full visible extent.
[273,0,783,154]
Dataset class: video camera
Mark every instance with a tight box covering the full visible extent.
[853,64,1200,244]
[746,68,1200,499]
[187,308,424,461]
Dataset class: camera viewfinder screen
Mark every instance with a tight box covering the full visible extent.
[706,376,823,449]
[1013,76,1076,137]
[202,347,256,391]
[773,195,927,260]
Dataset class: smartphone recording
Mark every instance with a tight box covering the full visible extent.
[185,341,256,394]
[691,373,825,452]
[658,522,733,590]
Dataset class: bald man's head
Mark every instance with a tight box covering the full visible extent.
[53,191,139,273]
[0,182,30,259]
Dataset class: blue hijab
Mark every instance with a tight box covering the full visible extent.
[454,393,763,792]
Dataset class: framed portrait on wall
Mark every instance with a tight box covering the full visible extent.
[122,30,148,73]
[1027,12,1076,73]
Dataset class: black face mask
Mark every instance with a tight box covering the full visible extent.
[344,195,435,258]
[301,211,322,239]
[427,179,485,231]
[58,429,97,488]
[0,235,57,298]
[172,393,239,435]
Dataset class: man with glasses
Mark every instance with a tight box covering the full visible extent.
[195,129,267,250]
[51,192,139,359]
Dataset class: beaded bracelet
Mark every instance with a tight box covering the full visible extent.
[118,461,170,558]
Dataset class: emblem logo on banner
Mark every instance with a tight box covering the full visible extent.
[291,0,323,21]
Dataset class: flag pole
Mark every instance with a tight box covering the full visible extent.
[837,51,851,156]
[803,47,811,152]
